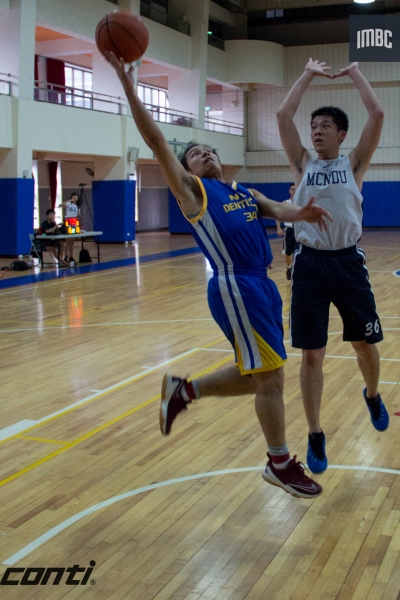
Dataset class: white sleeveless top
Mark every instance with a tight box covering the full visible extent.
[294,155,363,250]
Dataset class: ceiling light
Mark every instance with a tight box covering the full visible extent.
[354,0,375,4]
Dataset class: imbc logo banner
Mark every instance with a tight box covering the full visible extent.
[349,15,400,61]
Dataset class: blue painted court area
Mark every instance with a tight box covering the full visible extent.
[0,246,202,290]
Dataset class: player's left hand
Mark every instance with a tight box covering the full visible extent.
[331,62,359,79]
[298,197,333,231]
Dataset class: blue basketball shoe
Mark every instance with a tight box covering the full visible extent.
[363,388,389,431]
[307,430,328,474]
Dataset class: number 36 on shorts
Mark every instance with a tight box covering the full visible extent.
[365,319,380,336]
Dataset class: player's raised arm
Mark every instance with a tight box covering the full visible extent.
[105,52,202,216]
[277,59,331,183]
[332,63,384,185]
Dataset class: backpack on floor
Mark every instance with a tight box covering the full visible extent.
[11,260,29,271]
[79,248,92,263]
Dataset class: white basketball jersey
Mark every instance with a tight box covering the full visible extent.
[294,155,363,250]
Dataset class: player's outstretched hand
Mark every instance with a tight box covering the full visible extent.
[304,58,332,78]
[104,51,135,92]
[331,62,359,79]
[299,197,333,231]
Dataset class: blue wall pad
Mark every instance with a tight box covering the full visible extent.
[362,182,400,227]
[0,178,34,255]
[168,190,192,234]
[168,181,400,232]
[93,180,136,242]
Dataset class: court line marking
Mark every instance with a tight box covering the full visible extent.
[0,254,201,296]
[15,436,68,445]
[1,322,400,335]
[287,353,400,362]
[0,339,226,445]
[0,354,232,488]
[4,463,400,567]
[0,319,216,334]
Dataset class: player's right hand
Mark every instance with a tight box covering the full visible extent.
[304,59,332,78]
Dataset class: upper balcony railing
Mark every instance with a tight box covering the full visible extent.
[33,81,243,136]
[34,81,127,114]
[140,2,190,36]
[205,115,243,136]
[0,72,12,96]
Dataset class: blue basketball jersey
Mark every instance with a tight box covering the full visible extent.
[186,178,273,273]
[175,177,284,374]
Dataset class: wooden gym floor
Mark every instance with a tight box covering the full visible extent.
[0,229,399,599]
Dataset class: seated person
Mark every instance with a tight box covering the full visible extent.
[40,209,70,267]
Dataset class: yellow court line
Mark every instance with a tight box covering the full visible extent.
[0,338,227,447]
[0,355,233,488]
[15,436,68,445]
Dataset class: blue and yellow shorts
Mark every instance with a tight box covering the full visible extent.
[207,268,286,375]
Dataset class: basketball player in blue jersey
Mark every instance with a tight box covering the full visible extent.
[106,51,332,499]
[277,59,388,475]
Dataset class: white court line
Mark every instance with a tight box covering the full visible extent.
[0,348,201,444]
[4,463,400,567]
[0,254,200,296]
[200,348,233,353]
[287,353,400,362]
[0,319,215,334]
[1,322,398,336]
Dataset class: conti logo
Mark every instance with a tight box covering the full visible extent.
[357,29,392,49]
[0,561,96,586]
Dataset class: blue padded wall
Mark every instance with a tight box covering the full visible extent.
[168,190,191,233]
[93,180,135,242]
[0,178,34,256]
[362,182,400,226]
[250,181,400,228]
[168,181,400,232]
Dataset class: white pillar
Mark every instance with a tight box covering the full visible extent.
[0,0,37,100]
[118,0,141,13]
[167,0,209,129]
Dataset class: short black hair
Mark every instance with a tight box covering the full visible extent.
[178,141,220,171]
[70,192,78,199]
[311,106,349,132]
[46,209,55,215]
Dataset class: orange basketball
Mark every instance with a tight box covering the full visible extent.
[95,10,149,63]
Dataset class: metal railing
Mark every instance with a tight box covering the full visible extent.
[0,78,11,96]
[34,81,127,114]
[143,102,194,127]
[32,81,243,136]
[140,2,190,35]
[204,115,243,136]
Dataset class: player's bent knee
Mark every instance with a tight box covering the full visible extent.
[254,366,284,393]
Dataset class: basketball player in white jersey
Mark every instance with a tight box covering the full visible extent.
[277,59,388,474]
[275,184,297,280]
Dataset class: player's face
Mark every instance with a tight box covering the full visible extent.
[289,185,296,198]
[185,145,223,179]
[311,115,346,157]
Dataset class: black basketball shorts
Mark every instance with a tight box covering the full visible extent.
[290,245,383,350]
[284,226,297,256]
